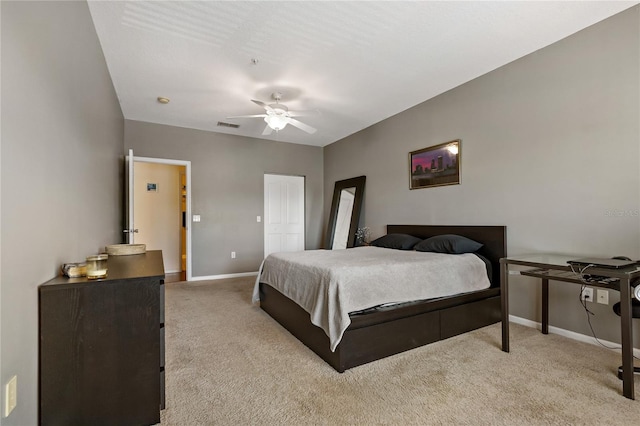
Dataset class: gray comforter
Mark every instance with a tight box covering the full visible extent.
[253,246,490,351]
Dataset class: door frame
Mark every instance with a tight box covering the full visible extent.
[134,155,193,281]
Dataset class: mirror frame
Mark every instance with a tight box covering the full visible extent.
[325,176,366,249]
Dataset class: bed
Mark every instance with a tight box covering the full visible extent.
[256,225,506,372]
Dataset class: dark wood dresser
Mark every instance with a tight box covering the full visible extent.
[39,250,165,426]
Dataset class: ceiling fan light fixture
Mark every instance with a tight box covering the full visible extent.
[264,115,288,131]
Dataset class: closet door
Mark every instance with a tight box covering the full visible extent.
[264,174,305,257]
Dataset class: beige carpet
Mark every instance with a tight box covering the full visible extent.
[160,277,640,425]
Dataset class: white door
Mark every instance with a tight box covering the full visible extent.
[124,149,138,243]
[264,174,305,257]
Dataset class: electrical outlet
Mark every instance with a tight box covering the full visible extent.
[4,375,17,418]
[581,287,594,302]
[597,289,609,305]
[231,251,236,259]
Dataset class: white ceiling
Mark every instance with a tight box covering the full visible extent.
[88,1,637,147]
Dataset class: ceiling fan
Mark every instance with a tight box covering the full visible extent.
[228,92,317,136]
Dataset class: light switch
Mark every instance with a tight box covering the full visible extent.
[193,215,201,222]
[257,216,261,223]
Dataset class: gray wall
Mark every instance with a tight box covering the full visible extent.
[0,2,124,424]
[324,7,640,346]
[125,120,324,277]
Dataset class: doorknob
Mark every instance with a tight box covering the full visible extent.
[123,229,139,234]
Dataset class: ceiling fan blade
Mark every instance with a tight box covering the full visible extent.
[262,124,274,136]
[251,99,275,113]
[288,118,317,134]
[226,114,267,119]
[287,109,320,118]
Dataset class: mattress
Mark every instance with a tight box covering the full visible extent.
[253,246,491,351]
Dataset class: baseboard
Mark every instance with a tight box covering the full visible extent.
[190,271,258,281]
[509,314,640,357]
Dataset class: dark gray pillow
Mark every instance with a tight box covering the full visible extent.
[370,233,422,250]
[414,234,483,254]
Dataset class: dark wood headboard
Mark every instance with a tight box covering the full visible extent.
[386,225,507,286]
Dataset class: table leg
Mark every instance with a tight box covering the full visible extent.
[500,261,509,352]
[620,277,634,399]
[541,278,549,335]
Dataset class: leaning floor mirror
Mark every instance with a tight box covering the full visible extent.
[325,176,366,249]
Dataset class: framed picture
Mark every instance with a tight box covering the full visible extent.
[409,140,460,190]
[147,183,158,192]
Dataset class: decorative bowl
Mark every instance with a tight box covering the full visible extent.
[105,244,146,256]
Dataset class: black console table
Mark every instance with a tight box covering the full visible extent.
[39,250,165,425]
[500,254,640,399]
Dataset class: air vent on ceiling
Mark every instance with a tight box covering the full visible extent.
[217,121,240,129]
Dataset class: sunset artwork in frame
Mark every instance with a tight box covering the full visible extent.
[409,140,460,190]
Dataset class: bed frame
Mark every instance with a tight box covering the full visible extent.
[259,225,507,372]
